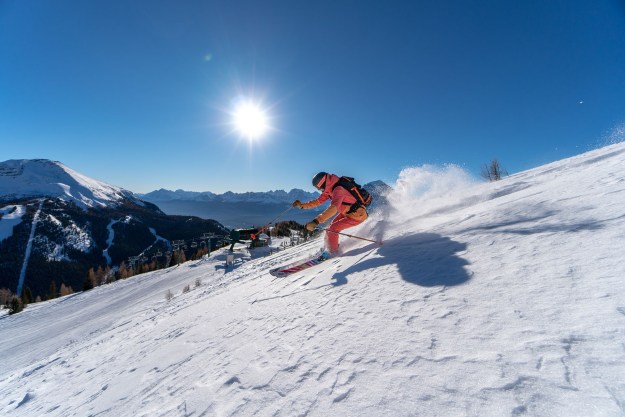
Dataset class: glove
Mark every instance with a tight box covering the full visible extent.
[305,219,319,232]
[292,200,303,209]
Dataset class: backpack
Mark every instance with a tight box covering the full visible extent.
[332,176,372,212]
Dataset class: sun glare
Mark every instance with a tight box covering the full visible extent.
[233,101,269,140]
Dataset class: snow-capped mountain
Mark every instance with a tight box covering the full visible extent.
[0,160,227,299]
[2,142,624,416]
[0,159,143,209]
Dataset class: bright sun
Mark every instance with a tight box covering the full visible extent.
[232,101,269,140]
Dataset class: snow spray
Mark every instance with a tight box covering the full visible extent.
[387,164,479,223]
[345,164,479,249]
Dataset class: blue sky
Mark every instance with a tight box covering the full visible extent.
[1,0,624,193]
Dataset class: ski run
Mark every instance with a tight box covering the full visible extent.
[1,142,625,416]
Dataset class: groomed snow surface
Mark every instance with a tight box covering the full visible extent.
[1,143,625,417]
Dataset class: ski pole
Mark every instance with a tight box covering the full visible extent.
[316,227,383,245]
[258,205,293,232]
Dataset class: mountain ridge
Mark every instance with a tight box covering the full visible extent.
[0,159,144,209]
[139,187,319,204]
[139,180,390,204]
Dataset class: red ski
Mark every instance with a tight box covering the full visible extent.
[269,253,331,277]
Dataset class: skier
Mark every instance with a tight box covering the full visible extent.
[292,172,369,256]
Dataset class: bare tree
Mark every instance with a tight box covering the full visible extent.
[59,283,73,297]
[481,159,508,182]
[119,262,129,279]
[0,288,12,307]
[95,266,106,286]
[103,266,114,284]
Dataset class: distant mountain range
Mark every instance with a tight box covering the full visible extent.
[140,188,319,204]
[0,159,227,299]
[138,188,321,227]
[139,180,392,228]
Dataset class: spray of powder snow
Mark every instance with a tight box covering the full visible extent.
[602,123,625,146]
[345,164,480,251]
[390,164,477,218]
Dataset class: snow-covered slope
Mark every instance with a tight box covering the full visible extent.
[0,159,141,208]
[1,143,625,416]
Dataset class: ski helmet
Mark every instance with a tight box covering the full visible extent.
[312,172,328,190]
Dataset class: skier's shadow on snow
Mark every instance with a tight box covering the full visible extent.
[333,233,470,287]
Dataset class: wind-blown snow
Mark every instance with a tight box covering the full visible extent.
[1,143,625,416]
[388,163,480,222]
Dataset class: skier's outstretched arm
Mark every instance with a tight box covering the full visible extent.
[292,193,329,210]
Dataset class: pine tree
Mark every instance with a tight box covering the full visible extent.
[82,277,93,291]
[83,268,96,291]
[169,251,179,267]
[48,280,58,300]
[21,287,32,305]
[95,266,105,286]
[8,296,23,315]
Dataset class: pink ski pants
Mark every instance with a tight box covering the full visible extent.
[325,214,364,254]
